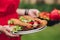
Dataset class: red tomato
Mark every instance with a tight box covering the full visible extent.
[29,22,34,24]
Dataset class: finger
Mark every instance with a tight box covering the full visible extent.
[28,11,37,17]
[3,25,11,32]
[33,10,40,17]
[3,30,19,37]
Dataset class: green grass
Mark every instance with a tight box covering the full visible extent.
[22,23,60,40]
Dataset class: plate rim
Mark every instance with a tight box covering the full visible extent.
[13,26,47,35]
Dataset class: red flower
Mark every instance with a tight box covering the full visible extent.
[49,9,60,21]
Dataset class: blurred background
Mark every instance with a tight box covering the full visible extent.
[19,0,60,40]
[19,0,60,12]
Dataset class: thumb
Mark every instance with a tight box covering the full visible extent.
[3,25,11,31]
[3,26,19,37]
[3,29,19,37]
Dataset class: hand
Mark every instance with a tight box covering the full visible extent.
[0,26,19,37]
[16,9,40,17]
[28,9,40,17]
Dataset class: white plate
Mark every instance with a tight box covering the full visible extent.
[12,26,47,35]
[3,25,47,35]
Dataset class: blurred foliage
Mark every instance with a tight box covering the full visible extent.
[19,3,60,12]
